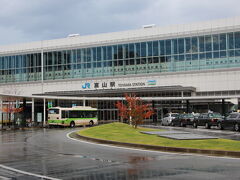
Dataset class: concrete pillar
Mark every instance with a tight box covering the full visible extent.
[43,98,46,127]
[32,98,35,125]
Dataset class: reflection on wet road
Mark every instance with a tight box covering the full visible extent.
[0,128,240,179]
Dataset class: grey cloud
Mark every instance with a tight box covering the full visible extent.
[0,0,239,45]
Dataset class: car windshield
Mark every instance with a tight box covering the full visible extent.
[171,114,178,117]
[209,113,222,118]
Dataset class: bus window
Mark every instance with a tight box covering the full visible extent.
[49,109,59,114]
[86,111,97,118]
[62,110,69,118]
[69,111,84,118]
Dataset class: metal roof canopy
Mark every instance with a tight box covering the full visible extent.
[34,85,196,97]
[0,93,239,102]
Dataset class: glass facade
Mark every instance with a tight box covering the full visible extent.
[1,31,240,83]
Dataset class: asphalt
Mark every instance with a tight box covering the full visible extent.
[0,128,240,179]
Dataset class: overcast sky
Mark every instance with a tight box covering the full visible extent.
[0,0,239,46]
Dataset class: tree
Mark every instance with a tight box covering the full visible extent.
[0,98,23,128]
[116,94,154,128]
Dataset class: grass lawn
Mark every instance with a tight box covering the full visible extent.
[78,122,240,152]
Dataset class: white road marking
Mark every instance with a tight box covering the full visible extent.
[0,164,61,180]
[66,131,240,161]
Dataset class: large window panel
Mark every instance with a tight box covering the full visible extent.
[118,45,123,59]
[92,48,96,61]
[153,41,159,56]
[178,38,184,54]
[129,43,135,58]
[199,36,205,52]
[165,40,171,55]
[113,45,118,59]
[160,40,165,55]
[220,34,226,50]
[235,32,240,49]
[97,47,102,61]
[228,33,234,49]
[77,50,81,63]
[140,42,146,57]
[102,46,107,61]
[185,38,191,53]
[147,41,153,56]
[191,37,198,53]
[107,46,112,60]
[173,39,178,54]
[135,43,140,57]
[72,50,77,64]
[205,36,212,52]
[124,44,128,59]
[213,34,219,51]
[86,48,91,62]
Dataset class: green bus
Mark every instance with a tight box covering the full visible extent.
[48,106,98,127]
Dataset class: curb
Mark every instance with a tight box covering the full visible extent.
[70,132,240,158]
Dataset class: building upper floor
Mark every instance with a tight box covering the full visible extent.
[1,16,240,84]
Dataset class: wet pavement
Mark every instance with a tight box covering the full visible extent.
[0,128,240,179]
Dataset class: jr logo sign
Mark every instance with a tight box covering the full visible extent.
[82,82,90,89]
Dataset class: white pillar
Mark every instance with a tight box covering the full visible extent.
[32,98,35,124]
[83,98,86,107]
[43,98,46,127]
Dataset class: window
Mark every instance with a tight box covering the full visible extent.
[191,37,198,53]
[147,41,153,56]
[61,110,69,118]
[220,34,226,50]
[185,38,191,53]
[140,42,146,57]
[199,36,205,52]
[49,109,59,114]
[160,40,165,55]
[153,41,159,56]
[228,33,234,49]
[178,38,184,54]
[235,32,240,49]
[213,34,219,51]
[165,40,171,55]
[107,46,112,60]
[173,39,178,54]
[129,44,135,58]
[205,36,212,51]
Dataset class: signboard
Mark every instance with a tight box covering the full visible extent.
[81,79,157,90]
[48,101,53,108]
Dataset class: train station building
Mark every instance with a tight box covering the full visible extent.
[1,16,240,126]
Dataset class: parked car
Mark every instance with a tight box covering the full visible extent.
[218,112,240,131]
[193,112,223,129]
[171,113,195,127]
[161,113,179,126]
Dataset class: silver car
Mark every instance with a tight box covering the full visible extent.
[161,113,179,126]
